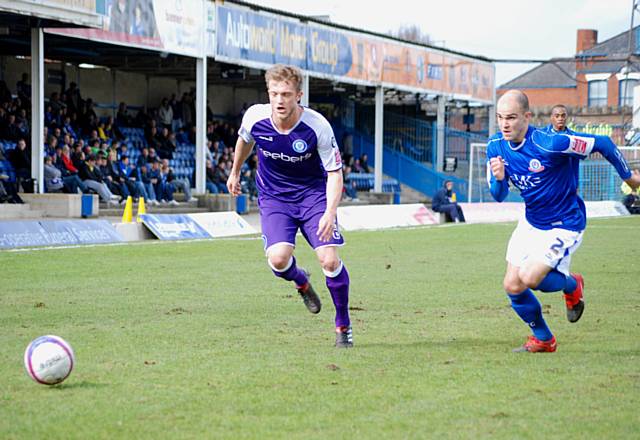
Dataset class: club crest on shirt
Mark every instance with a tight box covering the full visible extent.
[292,139,308,153]
[528,159,545,173]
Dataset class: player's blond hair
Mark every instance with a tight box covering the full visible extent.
[265,64,303,92]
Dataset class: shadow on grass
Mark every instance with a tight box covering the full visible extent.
[50,381,109,390]
[360,337,512,350]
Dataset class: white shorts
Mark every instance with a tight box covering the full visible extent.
[506,218,583,275]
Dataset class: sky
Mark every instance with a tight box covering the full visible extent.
[256,0,633,87]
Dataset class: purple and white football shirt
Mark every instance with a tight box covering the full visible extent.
[238,104,342,202]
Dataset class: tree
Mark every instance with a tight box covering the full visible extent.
[389,24,432,45]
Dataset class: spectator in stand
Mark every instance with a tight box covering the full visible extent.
[46,135,58,158]
[0,80,12,104]
[65,82,82,116]
[158,98,173,130]
[44,104,55,127]
[78,154,118,203]
[146,125,162,152]
[105,116,123,140]
[169,93,181,132]
[71,144,85,170]
[55,145,86,194]
[49,92,64,120]
[9,138,32,192]
[352,158,364,173]
[181,92,193,127]
[62,116,77,140]
[44,156,64,193]
[147,147,159,164]
[98,152,127,203]
[116,101,133,127]
[359,154,371,173]
[342,165,359,202]
[97,121,109,141]
[137,147,150,167]
[0,171,23,203]
[205,159,228,194]
[105,148,131,202]
[149,159,168,202]
[16,73,30,104]
[4,114,24,141]
[432,180,466,223]
[138,163,160,205]
[118,154,144,201]
[157,127,175,159]
[116,142,129,160]
[161,158,196,202]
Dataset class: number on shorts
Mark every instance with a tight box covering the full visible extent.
[550,237,564,255]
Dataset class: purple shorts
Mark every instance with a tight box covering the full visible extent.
[258,192,345,252]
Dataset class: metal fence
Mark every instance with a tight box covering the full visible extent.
[468,143,640,203]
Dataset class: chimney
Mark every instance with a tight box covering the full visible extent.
[576,29,598,53]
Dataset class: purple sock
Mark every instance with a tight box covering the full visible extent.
[325,262,350,328]
[271,256,308,287]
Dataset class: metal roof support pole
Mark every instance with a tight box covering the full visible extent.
[31,27,44,193]
[194,56,207,194]
[374,85,384,192]
[436,95,446,172]
[300,73,309,107]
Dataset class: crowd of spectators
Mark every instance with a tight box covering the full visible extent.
[0,73,258,205]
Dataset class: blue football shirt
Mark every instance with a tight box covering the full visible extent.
[486,126,631,231]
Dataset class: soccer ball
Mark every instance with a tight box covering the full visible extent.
[24,335,75,385]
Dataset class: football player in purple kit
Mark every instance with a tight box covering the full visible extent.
[227,64,353,348]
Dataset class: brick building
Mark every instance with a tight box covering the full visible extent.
[497,27,639,142]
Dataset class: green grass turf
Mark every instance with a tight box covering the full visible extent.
[1,216,639,439]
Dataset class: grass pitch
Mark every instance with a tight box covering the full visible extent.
[1,216,639,439]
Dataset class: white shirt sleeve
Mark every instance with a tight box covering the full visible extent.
[315,118,343,172]
[238,105,264,144]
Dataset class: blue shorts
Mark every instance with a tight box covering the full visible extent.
[258,192,344,252]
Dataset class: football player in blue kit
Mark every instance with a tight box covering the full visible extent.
[487,90,640,353]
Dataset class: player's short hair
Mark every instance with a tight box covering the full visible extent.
[265,64,303,92]
[551,104,567,113]
[498,90,530,113]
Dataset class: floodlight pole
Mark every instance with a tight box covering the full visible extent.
[195,56,207,194]
[31,27,44,193]
[374,85,384,192]
[301,73,309,107]
[436,95,446,172]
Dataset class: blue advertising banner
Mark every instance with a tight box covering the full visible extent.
[139,214,211,241]
[217,4,352,75]
[0,220,123,249]
[40,220,124,245]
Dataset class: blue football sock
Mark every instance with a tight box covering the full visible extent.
[508,290,553,341]
[536,270,568,292]
[563,274,577,294]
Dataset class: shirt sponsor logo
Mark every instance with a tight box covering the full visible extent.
[258,136,273,142]
[510,173,541,190]
[528,159,545,173]
[292,139,308,153]
[570,137,587,154]
[261,149,313,163]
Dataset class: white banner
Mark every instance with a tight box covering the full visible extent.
[337,204,439,231]
[189,211,257,237]
[584,201,630,218]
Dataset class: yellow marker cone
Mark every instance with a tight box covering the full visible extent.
[136,197,146,223]
[121,195,133,223]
